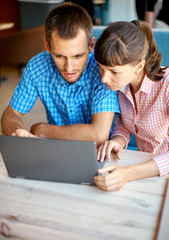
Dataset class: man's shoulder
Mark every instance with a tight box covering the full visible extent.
[86,51,100,77]
[29,51,51,64]
[22,51,57,85]
[87,51,98,67]
[28,51,54,74]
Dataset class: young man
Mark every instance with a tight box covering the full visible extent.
[1,2,119,147]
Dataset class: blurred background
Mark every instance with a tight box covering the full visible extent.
[0,0,165,132]
[0,0,164,67]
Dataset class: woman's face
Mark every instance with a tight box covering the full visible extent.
[98,63,140,91]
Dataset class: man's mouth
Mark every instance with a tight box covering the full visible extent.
[64,72,77,78]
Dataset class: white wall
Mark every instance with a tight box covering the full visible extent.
[102,0,138,25]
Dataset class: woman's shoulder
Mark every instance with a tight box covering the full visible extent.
[162,67,169,82]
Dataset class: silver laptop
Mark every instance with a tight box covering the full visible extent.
[0,135,104,185]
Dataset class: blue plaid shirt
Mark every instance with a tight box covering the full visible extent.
[10,51,120,126]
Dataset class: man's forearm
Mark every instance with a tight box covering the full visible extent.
[31,112,115,146]
[30,122,109,147]
[1,107,25,135]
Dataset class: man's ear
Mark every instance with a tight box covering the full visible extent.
[88,37,95,53]
[43,38,51,53]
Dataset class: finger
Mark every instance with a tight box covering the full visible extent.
[94,166,116,184]
[97,142,108,162]
[94,175,122,191]
[11,132,16,136]
[96,182,123,191]
[94,175,116,186]
[20,131,29,137]
[111,144,123,160]
[27,132,35,138]
[105,140,117,161]
[97,145,102,161]
[116,147,123,159]
[95,172,124,191]
[97,165,116,174]
[14,129,32,138]
[99,141,109,162]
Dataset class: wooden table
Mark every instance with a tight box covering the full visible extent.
[0,149,168,240]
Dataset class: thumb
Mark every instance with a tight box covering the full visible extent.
[116,147,123,159]
[98,165,116,174]
[113,145,123,159]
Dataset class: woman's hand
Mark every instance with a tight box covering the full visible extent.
[94,159,159,191]
[94,165,129,191]
[97,135,126,162]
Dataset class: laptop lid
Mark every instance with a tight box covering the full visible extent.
[0,135,100,185]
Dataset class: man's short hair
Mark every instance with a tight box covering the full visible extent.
[45,2,93,47]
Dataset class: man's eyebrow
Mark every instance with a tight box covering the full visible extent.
[74,52,85,56]
[52,52,62,56]
[52,52,86,57]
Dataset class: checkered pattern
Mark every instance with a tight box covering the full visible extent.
[10,51,120,126]
[111,69,169,176]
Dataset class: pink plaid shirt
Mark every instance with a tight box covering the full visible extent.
[111,68,169,176]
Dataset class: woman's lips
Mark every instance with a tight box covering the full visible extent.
[105,84,112,88]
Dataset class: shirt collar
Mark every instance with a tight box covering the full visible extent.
[119,75,154,94]
[139,75,154,94]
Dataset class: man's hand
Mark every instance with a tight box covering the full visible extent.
[30,122,48,137]
[12,129,35,138]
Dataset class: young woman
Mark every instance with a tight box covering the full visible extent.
[94,20,169,191]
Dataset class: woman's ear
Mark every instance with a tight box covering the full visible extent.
[43,38,51,53]
[135,59,145,74]
[88,37,95,53]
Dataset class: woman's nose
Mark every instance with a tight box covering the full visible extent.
[101,72,108,84]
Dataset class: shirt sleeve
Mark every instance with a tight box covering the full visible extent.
[153,152,169,176]
[111,114,131,148]
[151,72,169,176]
[10,63,38,113]
[90,68,120,115]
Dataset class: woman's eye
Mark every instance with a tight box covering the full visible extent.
[111,71,118,74]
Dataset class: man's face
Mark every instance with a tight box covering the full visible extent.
[46,29,92,84]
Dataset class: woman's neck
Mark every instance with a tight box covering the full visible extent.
[130,70,145,94]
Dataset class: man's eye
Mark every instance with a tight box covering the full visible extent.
[53,53,63,58]
[56,55,63,58]
[75,54,83,59]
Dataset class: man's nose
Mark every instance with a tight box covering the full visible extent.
[64,58,74,72]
